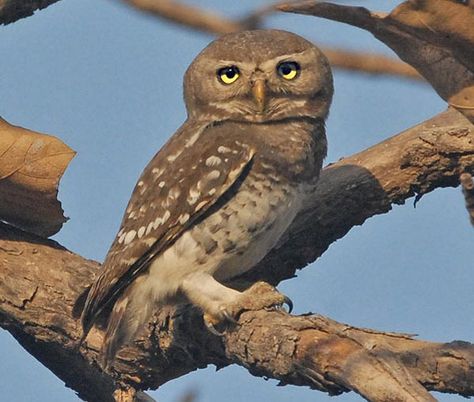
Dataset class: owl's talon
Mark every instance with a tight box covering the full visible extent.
[203,310,239,335]
[205,321,225,337]
[222,309,239,326]
[203,312,225,336]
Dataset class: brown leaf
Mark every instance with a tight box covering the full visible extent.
[0,117,75,237]
[278,0,474,121]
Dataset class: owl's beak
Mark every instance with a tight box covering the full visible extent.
[252,79,266,113]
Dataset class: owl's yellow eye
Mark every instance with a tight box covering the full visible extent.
[217,66,240,85]
[277,61,300,80]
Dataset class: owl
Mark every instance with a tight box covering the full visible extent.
[81,29,333,366]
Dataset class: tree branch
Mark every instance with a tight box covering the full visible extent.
[118,0,421,81]
[0,0,422,81]
[1,108,472,400]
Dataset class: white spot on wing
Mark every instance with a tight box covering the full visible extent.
[207,170,221,180]
[167,151,182,162]
[205,155,221,167]
[168,186,181,200]
[158,181,166,188]
[118,232,126,244]
[196,200,208,210]
[178,213,190,224]
[187,187,200,204]
[146,221,154,235]
[162,210,171,223]
[152,167,164,177]
[185,130,202,147]
[137,226,146,238]
[124,230,136,245]
[217,146,231,154]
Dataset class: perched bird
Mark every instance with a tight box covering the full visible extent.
[80,29,333,366]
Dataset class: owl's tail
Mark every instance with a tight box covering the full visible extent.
[101,285,154,368]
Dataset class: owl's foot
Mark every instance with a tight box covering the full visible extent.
[202,281,292,335]
[228,281,293,316]
[181,273,292,335]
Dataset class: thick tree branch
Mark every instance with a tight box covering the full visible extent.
[1,108,473,401]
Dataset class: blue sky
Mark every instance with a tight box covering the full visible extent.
[0,1,471,401]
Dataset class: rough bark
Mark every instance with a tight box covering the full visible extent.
[1,108,472,401]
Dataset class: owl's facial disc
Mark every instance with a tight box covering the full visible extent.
[215,62,304,118]
[183,30,334,122]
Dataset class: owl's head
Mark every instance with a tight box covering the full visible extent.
[183,30,333,123]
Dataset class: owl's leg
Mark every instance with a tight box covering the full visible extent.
[181,271,240,331]
[181,272,292,333]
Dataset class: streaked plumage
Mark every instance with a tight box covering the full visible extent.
[81,29,333,365]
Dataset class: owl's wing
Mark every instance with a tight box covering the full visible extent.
[81,120,255,334]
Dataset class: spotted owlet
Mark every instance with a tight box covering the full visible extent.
[81,29,333,365]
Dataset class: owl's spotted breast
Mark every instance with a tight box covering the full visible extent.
[189,170,303,281]
[145,117,325,286]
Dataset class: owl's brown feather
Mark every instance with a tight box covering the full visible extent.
[80,29,333,366]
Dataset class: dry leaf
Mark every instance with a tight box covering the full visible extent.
[0,117,75,237]
[279,0,474,121]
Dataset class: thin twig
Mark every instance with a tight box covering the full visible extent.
[119,0,244,34]
[321,47,421,80]
[119,0,422,81]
